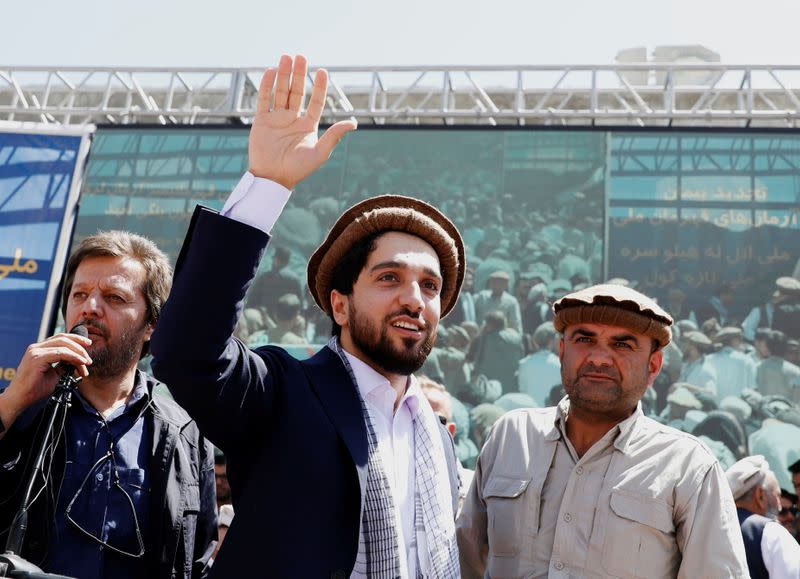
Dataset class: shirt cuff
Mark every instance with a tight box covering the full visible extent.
[221,171,292,233]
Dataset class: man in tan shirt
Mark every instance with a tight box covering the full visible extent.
[457,284,749,578]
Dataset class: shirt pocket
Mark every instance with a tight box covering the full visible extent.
[601,490,678,578]
[182,481,200,513]
[484,476,538,557]
[118,467,146,488]
[117,466,147,504]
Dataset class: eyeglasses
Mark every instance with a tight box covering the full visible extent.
[64,446,145,558]
[779,506,799,516]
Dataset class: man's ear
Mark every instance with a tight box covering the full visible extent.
[330,290,349,328]
[144,321,155,341]
[647,348,664,386]
[754,485,766,510]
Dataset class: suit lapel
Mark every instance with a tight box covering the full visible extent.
[302,347,368,499]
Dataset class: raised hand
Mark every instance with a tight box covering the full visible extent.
[248,54,358,190]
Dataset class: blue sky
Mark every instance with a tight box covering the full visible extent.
[3,0,800,68]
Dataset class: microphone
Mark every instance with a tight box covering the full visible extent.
[56,324,89,378]
[2,324,90,562]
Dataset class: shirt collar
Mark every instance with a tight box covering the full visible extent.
[612,403,643,453]
[72,370,151,420]
[545,398,568,441]
[341,348,421,418]
[341,348,388,397]
[404,376,422,416]
[550,396,644,454]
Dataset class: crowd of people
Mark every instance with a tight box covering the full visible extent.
[0,53,799,578]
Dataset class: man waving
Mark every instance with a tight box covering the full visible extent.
[151,55,463,578]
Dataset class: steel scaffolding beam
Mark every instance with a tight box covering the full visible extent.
[4,64,800,127]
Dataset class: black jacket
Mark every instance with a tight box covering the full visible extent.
[0,371,217,578]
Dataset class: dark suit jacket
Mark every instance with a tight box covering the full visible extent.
[151,206,458,579]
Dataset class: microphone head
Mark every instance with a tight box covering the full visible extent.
[69,324,89,339]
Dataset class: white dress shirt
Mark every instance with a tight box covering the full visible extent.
[343,350,420,579]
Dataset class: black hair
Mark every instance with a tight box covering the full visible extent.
[328,231,386,337]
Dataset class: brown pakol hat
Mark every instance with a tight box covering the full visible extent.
[553,283,673,347]
[307,195,465,318]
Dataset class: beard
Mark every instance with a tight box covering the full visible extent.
[765,498,780,520]
[561,361,648,419]
[78,318,148,378]
[347,303,436,376]
[562,363,623,410]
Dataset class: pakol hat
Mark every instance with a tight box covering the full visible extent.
[553,283,673,347]
[720,395,752,422]
[726,455,771,500]
[775,276,800,297]
[667,386,703,410]
[307,195,465,318]
[447,325,470,345]
[526,262,554,284]
[488,270,511,281]
[684,330,713,350]
[548,278,572,294]
[714,326,743,344]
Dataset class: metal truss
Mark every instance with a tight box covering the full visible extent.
[612,134,800,176]
[4,64,800,127]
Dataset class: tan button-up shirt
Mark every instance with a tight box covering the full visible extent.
[457,399,748,578]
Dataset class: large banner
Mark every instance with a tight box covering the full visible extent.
[608,216,798,311]
[0,123,94,390]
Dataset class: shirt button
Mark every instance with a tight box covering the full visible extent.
[575,466,584,475]
[563,512,572,523]
[96,472,104,482]
[554,560,564,570]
